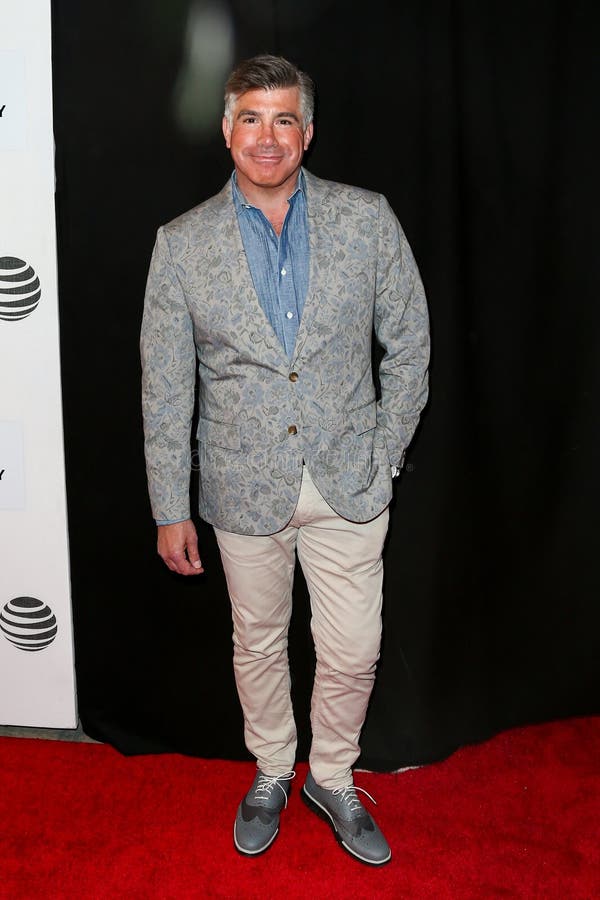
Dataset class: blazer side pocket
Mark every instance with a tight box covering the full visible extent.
[196,417,241,450]
[318,401,377,435]
[350,401,377,435]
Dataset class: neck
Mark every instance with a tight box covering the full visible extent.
[235,169,301,215]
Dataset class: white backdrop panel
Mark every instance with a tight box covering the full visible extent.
[0,0,77,726]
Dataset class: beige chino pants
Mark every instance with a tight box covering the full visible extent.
[214,465,390,790]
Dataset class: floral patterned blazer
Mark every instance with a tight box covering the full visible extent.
[140,168,430,535]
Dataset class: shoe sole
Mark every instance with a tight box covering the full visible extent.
[301,785,391,866]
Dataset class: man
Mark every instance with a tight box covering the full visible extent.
[140,54,430,866]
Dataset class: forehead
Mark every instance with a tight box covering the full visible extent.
[231,86,302,116]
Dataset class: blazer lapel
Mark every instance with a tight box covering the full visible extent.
[291,170,336,366]
[207,182,291,369]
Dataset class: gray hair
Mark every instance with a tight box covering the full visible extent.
[224,54,315,130]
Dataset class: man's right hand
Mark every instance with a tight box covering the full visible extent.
[157,519,204,575]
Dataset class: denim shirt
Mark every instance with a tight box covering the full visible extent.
[231,170,310,359]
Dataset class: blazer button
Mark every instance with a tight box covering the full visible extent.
[289,372,299,382]
[287,425,298,435]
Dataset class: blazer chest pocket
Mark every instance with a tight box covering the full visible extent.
[197,417,241,450]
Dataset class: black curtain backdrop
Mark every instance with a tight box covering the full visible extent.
[51,0,600,768]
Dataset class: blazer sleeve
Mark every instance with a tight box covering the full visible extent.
[140,226,197,523]
[373,195,431,468]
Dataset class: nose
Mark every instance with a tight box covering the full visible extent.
[258,123,277,146]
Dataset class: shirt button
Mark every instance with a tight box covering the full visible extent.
[287,424,298,435]
[281,267,287,276]
[289,372,299,382]
[286,311,294,319]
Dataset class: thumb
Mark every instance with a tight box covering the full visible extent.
[186,534,203,570]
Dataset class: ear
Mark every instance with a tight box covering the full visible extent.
[303,121,314,151]
[222,116,231,149]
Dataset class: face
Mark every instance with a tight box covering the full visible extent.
[222,87,313,198]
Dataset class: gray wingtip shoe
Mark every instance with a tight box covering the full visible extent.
[301,770,392,866]
[234,769,295,856]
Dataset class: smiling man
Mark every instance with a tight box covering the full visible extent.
[222,87,312,201]
[140,54,430,867]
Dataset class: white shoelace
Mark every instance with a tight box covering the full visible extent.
[254,771,296,808]
[331,784,376,813]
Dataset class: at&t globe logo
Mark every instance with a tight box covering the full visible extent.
[0,597,57,651]
[0,256,41,321]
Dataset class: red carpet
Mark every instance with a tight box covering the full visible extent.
[1,716,598,899]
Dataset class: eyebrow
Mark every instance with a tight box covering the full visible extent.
[236,109,301,122]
